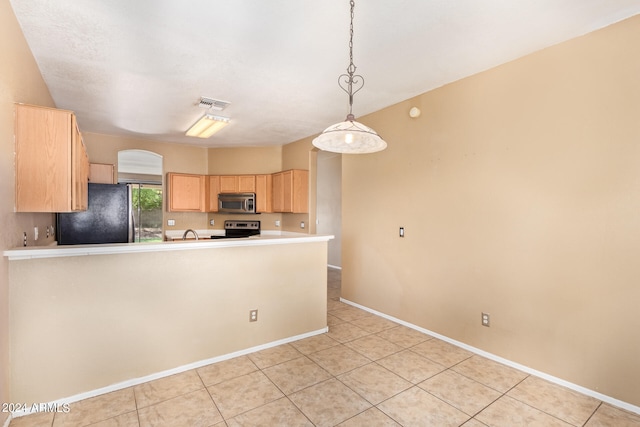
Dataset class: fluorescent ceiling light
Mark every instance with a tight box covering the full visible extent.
[186,114,230,138]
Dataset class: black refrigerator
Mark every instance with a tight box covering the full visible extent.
[56,183,132,245]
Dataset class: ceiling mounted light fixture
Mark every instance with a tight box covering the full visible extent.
[312,0,387,154]
[186,113,230,138]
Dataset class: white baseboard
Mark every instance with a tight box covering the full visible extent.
[11,327,328,418]
[340,297,640,416]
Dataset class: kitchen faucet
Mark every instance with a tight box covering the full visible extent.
[182,229,199,240]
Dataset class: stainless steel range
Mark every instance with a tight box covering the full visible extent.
[210,220,261,239]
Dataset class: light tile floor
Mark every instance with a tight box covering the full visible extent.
[9,268,640,426]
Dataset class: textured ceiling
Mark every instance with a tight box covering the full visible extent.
[10,0,640,148]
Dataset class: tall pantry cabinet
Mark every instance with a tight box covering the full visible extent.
[14,104,89,212]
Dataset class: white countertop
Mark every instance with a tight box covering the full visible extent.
[4,231,334,260]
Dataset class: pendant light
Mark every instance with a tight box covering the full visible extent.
[312,0,387,154]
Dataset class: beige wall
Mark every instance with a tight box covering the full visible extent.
[85,133,211,231]
[342,15,640,407]
[207,146,284,229]
[82,138,314,232]
[207,146,282,174]
[0,0,57,417]
[206,140,317,233]
[7,0,635,408]
[85,132,209,174]
[9,241,328,402]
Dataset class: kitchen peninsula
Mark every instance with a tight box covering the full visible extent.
[4,233,333,405]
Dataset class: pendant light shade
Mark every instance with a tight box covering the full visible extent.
[312,116,387,154]
[312,0,387,154]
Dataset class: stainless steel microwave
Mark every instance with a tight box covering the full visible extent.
[218,192,256,214]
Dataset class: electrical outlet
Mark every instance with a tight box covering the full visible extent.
[481,312,490,327]
[300,221,305,229]
[249,309,258,322]
[34,226,39,241]
[23,232,27,247]
[167,219,175,226]
[275,220,280,227]
[399,227,405,237]
[209,219,214,226]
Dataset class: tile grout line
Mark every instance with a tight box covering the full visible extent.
[581,401,604,427]
[132,382,141,427]
[195,368,226,425]
[419,358,503,421]
[499,376,601,427]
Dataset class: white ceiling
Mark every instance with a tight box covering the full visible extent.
[10,0,640,148]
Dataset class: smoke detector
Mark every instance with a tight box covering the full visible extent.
[197,97,230,111]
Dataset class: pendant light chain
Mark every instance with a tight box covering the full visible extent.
[340,0,363,120]
[312,0,387,154]
[348,0,356,77]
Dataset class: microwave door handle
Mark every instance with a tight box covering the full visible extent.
[244,199,249,211]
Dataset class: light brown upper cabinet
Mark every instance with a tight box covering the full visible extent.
[219,175,256,193]
[207,175,220,212]
[89,163,115,184]
[167,172,206,212]
[255,174,273,213]
[272,169,308,213]
[15,104,89,212]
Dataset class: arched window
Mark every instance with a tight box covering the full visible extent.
[117,150,164,242]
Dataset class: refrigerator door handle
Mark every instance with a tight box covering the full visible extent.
[129,211,135,243]
[128,184,135,243]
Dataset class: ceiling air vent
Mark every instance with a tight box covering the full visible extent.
[198,97,230,111]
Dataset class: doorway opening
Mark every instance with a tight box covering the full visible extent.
[130,183,163,242]
[117,150,164,243]
[316,150,342,269]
